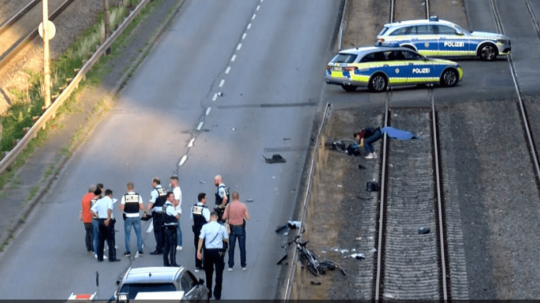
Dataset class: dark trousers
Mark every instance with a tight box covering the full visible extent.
[153,213,164,252]
[193,226,204,268]
[97,219,116,261]
[364,129,383,154]
[83,222,93,252]
[163,227,178,266]
[204,248,225,300]
[228,225,246,268]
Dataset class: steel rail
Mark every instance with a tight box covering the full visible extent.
[374,88,390,301]
[525,0,540,42]
[0,0,152,175]
[489,0,540,182]
[431,86,448,300]
[0,0,76,71]
[0,0,41,36]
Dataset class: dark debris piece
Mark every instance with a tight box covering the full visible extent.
[310,281,322,286]
[263,154,286,163]
[275,225,288,234]
[277,254,288,265]
[418,227,430,234]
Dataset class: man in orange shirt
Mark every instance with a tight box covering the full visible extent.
[80,185,96,254]
[223,192,250,271]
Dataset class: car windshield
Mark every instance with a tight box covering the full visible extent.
[119,283,177,300]
[331,53,357,63]
[379,27,389,36]
[453,23,470,35]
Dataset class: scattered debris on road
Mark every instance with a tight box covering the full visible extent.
[263,154,286,163]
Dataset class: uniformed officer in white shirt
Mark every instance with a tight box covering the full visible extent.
[163,192,180,267]
[91,189,120,262]
[119,182,144,257]
[144,177,168,255]
[191,193,210,271]
[170,175,183,251]
[197,211,229,300]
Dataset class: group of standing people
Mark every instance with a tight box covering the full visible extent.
[79,174,250,300]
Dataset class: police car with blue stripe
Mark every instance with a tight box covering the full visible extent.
[376,16,511,61]
[325,44,463,92]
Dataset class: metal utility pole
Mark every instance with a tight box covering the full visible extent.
[42,0,51,108]
[104,0,110,39]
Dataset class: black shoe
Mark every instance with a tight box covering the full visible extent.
[138,251,144,256]
[123,252,131,257]
[109,258,121,262]
[97,259,103,262]
[150,250,163,255]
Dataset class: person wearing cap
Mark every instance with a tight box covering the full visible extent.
[119,182,144,257]
[170,175,183,251]
[80,185,96,254]
[144,177,167,255]
[197,211,229,300]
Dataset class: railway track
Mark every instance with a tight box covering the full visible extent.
[489,0,540,185]
[0,0,76,71]
[374,0,450,301]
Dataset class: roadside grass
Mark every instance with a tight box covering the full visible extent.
[0,0,168,195]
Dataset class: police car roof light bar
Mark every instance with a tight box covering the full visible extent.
[375,41,400,47]
[429,16,439,21]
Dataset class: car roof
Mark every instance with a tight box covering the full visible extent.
[338,46,416,56]
[383,18,456,29]
[122,267,184,284]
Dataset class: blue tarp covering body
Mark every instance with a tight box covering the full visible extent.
[381,127,416,140]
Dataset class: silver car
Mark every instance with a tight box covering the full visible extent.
[113,267,209,302]
[376,16,511,61]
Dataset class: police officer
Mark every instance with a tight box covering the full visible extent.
[197,211,229,300]
[213,175,228,222]
[91,189,121,262]
[90,188,105,260]
[119,182,144,257]
[163,192,180,267]
[191,193,210,272]
[144,177,167,255]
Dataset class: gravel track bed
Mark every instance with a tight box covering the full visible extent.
[438,99,540,299]
[382,107,439,300]
[0,0,31,25]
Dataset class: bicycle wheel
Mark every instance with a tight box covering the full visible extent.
[299,252,320,276]
[320,260,347,276]
[333,139,358,153]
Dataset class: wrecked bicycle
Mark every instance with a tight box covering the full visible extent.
[282,233,347,277]
[325,138,360,155]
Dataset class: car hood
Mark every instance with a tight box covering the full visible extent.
[426,58,458,65]
[470,31,508,40]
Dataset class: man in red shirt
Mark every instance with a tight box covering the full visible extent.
[80,185,96,253]
[223,192,250,271]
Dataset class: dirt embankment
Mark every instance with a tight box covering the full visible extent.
[0,0,121,114]
[290,106,384,300]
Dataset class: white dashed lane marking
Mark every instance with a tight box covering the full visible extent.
[212,93,218,101]
[225,66,231,74]
[219,79,225,87]
[252,14,256,20]
[247,23,251,30]
[257,5,260,10]
[188,138,195,147]
[231,54,236,62]
[242,33,247,40]
[197,122,204,130]
[179,155,187,166]
[237,43,242,50]
[206,107,211,115]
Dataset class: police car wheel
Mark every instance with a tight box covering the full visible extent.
[479,44,498,61]
[441,69,458,87]
[341,85,358,92]
[368,74,387,92]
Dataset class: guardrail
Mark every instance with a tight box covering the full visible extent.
[0,0,151,174]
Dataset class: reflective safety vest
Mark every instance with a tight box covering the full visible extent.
[192,204,208,228]
[123,193,141,214]
[163,202,178,227]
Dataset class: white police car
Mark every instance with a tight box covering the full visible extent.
[376,16,511,61]
[325,44,463,92]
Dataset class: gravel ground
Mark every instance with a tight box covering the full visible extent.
[0,0,30,25]
[0,0,121,114]
[438,99,540,299]
[341,0,389,49]
[291,106,383,300]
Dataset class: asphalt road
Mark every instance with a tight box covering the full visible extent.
[0,0,340,299]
